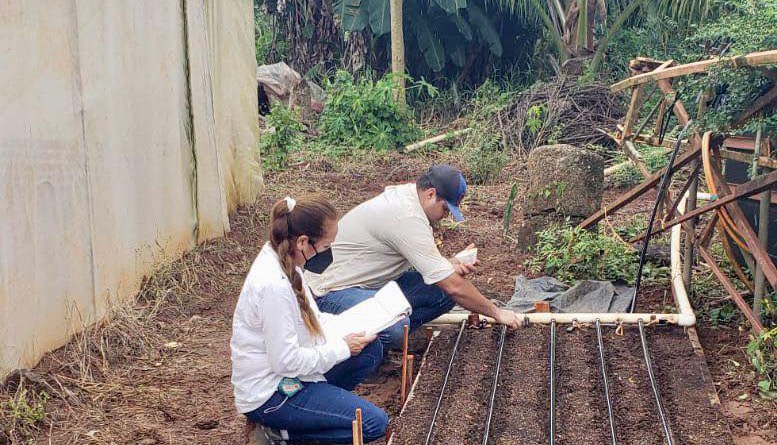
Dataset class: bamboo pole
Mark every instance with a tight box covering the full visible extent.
[389,0,406,106]
[352,420,360,445]
[400,324,409,404]
[752,127,768,324]
[355,408,363,445]
[405,354,415,400]
[611,50,777,92]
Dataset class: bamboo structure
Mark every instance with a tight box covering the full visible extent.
[587,51,776,333]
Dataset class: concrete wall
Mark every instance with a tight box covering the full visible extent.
[0,0,261,376]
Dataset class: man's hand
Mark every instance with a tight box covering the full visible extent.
[450,244,479,276]
[451,257,479,275]
[344,332,376,356]
[493,308,520,329]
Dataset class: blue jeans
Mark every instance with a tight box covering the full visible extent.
[246,340,387,443]
[316,271,456,350]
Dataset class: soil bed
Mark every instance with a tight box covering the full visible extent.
[393,325,735,445]
[556,328,609,444]
[490,326,549,445]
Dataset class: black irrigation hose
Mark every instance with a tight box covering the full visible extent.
[424,320,467,445]
[631,120,694,313]
[638,320,675,445]
[549,320,557,445]
[596,320,618,445]
[482,325,508,445]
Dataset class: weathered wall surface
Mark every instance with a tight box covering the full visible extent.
[0,0,260,376]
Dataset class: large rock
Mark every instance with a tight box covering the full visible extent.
[525,144,604,217]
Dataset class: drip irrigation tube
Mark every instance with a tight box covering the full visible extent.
[424,320,467,445]
[549,320,557,445]
[632,120,694,312]
[638,320,675,445]
[596,320,618,445]
[482,325,507,445]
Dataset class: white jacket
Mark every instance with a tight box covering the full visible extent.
[230,243,350,414]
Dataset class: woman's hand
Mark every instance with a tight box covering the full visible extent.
[344,332,376,356]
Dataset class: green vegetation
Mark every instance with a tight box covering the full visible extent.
[527,224,640,284]
[260,103,304,170]
[747,327,777,398]
[254,7,285,65]
[465,139,507,185]
[318,71,435,152]
[0,387,49,443]
[610,144,670,188]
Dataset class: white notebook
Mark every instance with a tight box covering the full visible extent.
[321,281,412,341]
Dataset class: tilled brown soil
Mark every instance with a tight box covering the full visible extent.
[392,325,735,445]
[491,327,548,445]
[387,330,458,445]
[555,328,610,444]
[392,328,499,445]
[605,327,665,445]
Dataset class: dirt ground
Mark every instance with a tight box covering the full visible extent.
[2,152,775,444]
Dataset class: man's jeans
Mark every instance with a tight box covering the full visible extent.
[316,271,456,350]
[245,340,388,443]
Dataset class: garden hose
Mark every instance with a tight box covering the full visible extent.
[701,131,751,253]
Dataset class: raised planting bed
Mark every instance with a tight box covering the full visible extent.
[389,324,734,445]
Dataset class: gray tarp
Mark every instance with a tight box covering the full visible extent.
[504,275,635,313]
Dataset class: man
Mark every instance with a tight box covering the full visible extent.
[306,164,520,349]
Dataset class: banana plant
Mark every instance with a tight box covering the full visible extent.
[334,0,506,74]
[494,0,714,70]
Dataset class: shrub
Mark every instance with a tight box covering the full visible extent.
[318,71,429,152]
[260,103,304,171]
[526,224,639,284]
[747,326,777,398]
[465,137,508,185]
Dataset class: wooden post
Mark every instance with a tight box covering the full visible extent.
[752,127,768,324]
[352,420,360,445]
[683,164,699,293]
[621,86,643,141]
[355,408,364,445]
[405,354,415,400]
[400,324,409,404]
[389,0,406,106]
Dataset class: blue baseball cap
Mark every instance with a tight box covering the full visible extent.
[426,164,467,222]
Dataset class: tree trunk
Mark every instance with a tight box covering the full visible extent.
[390,0,406,106]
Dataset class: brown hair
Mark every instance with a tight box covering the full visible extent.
[269,195,337,336]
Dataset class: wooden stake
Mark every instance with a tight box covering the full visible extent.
[355,408,363,445]
[405,354,415,400]
[352,420,359,445]
[400,324,409,404]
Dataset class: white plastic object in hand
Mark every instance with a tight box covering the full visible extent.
[454,247,478,265]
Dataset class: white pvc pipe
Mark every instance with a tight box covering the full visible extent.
[429,192,713,327]
[430,312,686,326]
[668,191,712,327]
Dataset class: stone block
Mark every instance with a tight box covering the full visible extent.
[525,144,604,218]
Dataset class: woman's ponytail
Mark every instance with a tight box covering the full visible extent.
[269,195,337,337]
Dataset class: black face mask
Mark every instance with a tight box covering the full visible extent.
[302,244,334,274]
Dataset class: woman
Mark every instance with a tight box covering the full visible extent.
[231,195,388,444]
